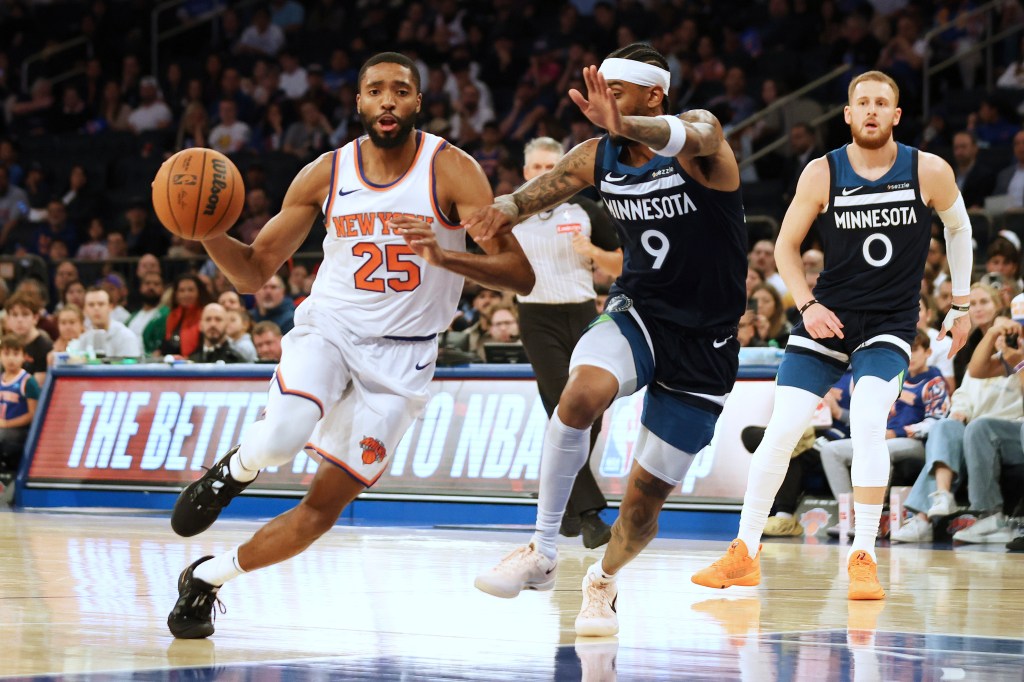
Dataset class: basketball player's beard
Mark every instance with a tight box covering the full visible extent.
[363,112,416,149]
[851,124,892,150]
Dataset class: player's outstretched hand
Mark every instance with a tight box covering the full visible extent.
[937,311,972,359]
[461,199,518,241]
[802,302,845,339]
[568,65,623,137]
[391,215,445,266]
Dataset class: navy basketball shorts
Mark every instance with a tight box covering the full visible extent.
[779,307,916,397]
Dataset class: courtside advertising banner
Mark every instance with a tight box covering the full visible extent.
[25,369,775,502]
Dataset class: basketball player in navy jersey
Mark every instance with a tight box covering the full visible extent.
[469,43,747,636]
[693,71,972,600]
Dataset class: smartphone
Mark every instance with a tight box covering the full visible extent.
[747,298,758,315]
[1007,333,1019,349]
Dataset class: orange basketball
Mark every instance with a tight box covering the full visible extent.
[151,148,245,240]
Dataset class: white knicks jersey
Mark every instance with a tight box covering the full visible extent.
[309,131,466,338]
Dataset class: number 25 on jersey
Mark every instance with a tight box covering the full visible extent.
[353,242,422,292]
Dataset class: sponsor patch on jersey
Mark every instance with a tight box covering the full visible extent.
[605,294,633,313]
[887,182,911,190]
[556,223,582,234]
[652,167,674,178]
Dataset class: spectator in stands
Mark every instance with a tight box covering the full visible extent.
[746,265,765,300]
[30,200,77,259]
[982,237,1022,311]
[451,82,494,147]
[693,35,726,86]
[95,81,132,133]
[925,316,1024,544]
[52,260,78,310]
[218,290,243,311]
[122,199,168,257]
[61,164,99,229]
[955,282,1003,388]
[324,48,358,94]
[251,273,294,334]
[782,123,822,205]
[128,76,172,134]
[278,50,309,100]
[154,274,211,358]
[252,320,283,362]
[189,303,244,363]
[7,78,55,136]
[876,15,926,95]
[238,5,285,58]
[225,308,257,362]
[709,67,756,125]
[969,98,1018,147]
[256,101,287,153]
[283,100,332,160]
[76,219,108,261]
[499,79,548,145]
[98,273,130,324]
[0,334,40,473]
[209,100,251,154]
[53,85,89,134]
[831,13,882,77]
[126,272,167,341]
[820,330,949,502]
[920,295,955,390]
[951,131,997,209]
[287,264,311,302]
[471,122,508,187]
[0,139,24,188]
[749,239,788,297]
[76,287,141,359]
[235,188,272,245]
[4,292,52,387]
[46,304,85,367]
[61,281,86,320]
[120,54,143,107]
[994,129,1024,209]
[749,283,791,347]
[476,304,521,360]
[0,166,29,252]
[218,67,256,124]
[175,102,209,151]
[270,0,305,33]
[303,64,338,119]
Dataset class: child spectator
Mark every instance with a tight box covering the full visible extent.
[47,305,85,367]
[0,335,40,473]
[3,292,53,387]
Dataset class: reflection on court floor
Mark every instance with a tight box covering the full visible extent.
[1,512,1021,680]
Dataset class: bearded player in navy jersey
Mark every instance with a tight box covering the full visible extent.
[466,43,747,637]
[693,71,972,600]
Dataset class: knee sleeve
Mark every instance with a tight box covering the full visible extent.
[238,389,322,471]
[849,375,899,488]
[754,386,823,475]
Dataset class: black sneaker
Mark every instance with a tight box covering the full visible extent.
[1008,534,1024,552]
[560,514,582,538]
[167,556,223,639]
[581,511,612,549]
[171,445,255,537]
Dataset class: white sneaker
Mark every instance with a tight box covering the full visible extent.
[952,513,1012,544]
[474,543,556,598]
[575,564,619,636]
[926,490,956,518]
[890,516,933,543]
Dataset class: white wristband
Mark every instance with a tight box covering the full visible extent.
[941,307,969,331]
[649,115,687,157]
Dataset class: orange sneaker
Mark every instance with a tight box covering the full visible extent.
[691,539,761,589]
[847,551,886,600]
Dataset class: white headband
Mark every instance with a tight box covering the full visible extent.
[598,58,670,92]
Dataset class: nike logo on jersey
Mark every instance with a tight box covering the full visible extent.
[415,361,431,370]
[338,187,362,197]
[841,186,863,196]
[604,173,627,182]
[712,336,733,348]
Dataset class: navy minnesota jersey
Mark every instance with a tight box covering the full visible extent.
[814,143,930,313]
[594,136,747,330]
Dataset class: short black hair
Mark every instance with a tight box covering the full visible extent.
[358,52,421,93]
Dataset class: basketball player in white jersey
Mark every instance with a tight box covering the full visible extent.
[166,52,534,639]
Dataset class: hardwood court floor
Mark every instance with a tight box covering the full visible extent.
[1,510,1023,680]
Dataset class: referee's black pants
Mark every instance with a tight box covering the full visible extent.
[517,300,607,518]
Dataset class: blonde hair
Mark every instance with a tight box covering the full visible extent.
[847,70,900,107]
[523,136,564,159]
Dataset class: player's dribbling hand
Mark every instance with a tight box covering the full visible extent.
[802,302,845,339]
[390,216,445,266]
[462,199,518,241]
[568,65,623,137]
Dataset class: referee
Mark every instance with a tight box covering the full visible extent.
[513,137,622,549]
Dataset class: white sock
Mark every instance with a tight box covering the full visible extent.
[594,560,617,582]
[192,547,246,586]
[531,410,590,560]
[775,511,793,519]
[849,502,882,561]
[229,443,260,483]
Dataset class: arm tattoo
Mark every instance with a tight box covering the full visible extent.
[512,146,591,218]
[621,110,722,157]
[620,116,671,150]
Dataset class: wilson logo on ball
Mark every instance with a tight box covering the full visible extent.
[172,174,197,185]
[202,158,230,216]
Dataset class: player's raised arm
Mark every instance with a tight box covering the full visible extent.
[201,152,331,293]
[462,139,597,240]
[392,146,536,295]
[919,151,972,357]
[777,156,844,339]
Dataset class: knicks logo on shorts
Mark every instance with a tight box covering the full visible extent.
[360,436,387,465]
